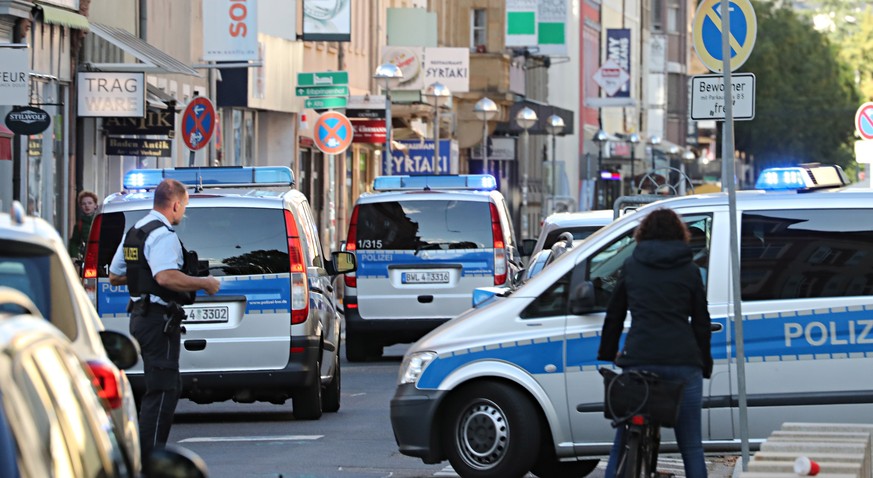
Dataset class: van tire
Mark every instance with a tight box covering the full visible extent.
[442,381,540,478]
[322,350,341,413]
[293,357,323,420]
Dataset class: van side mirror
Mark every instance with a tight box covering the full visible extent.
[326,251,357,276]
[99,330,139,370]
[520,239,536,257]
[568,280,597,315]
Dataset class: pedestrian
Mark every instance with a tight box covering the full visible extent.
[69,190,99,266]
[597,208,712,478]
[107,178,220,461]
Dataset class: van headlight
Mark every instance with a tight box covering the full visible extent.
[398,351,437,385]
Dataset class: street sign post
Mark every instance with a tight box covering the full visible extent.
[692,0,757,73]
[854,102,873,141]
[313,111,353,155]
[297,71,349,87]
[690,73,755,121]
[182,96,216,166]
[305,97,348,109]
[296,86,349,97]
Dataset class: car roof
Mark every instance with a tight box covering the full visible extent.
[630,187,873,212]
[102,187,305,211]
[354,189,499,204]
[542,209,615,228]
[0,212,65,250]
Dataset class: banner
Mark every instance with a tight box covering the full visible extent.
[538,0,567,56]
[423,48,470,93]
[0,48,28,106]
[203,0,259,61]
[505,0,538,47]
[606,29,631,98]
[351,120,386,143]
[302,0,351,42]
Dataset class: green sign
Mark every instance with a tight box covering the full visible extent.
[297,71,349,87]
[304,97,347,109]
[295,86,349,97]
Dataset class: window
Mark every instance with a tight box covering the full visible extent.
[98,208,291,277]
[355,200,493,251]
[667,0,679,33]
[521,272,572,319]
[470,9,487,51]
[651,0,663,31]
[740,209,873,300]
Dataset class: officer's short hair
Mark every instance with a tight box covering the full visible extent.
[154,179,187,209]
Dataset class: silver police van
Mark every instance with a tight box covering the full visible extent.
[84,166,355,420]
[343,175,522,361]
[390,164,873,477]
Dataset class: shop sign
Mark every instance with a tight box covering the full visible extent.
[0,49,28,106]
[78,72,145,117]
[203,0,259,61]
[103,109,175,137]
[5,107,51,135]
[351,119,385,143]
[105,137,172,157]
[423,47,470,93]
[28,135,42,157]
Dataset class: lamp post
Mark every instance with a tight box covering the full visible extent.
[373,63,403,175]
[592,129,608,209]
[647,135,661,171]
[545,114,565,215]
[627,133,640,194]
[473,97,498,175]
[424,82,451,174]
[515,106,537,238]
[681,149,696,195]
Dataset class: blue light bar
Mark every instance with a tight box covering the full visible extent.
[123,166,295,190]
[373,174,497,192]
[755,164,847,191]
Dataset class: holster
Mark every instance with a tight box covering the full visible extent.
[162,302,188,335]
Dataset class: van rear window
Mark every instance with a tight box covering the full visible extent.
[97,208,290,277]
[355,200,492,250]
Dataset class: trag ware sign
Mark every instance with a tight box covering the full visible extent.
[0,49,29,106]
[77,72,145,117]
[203,0,259,61]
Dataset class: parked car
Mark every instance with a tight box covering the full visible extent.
[343,174,523,361]
[522,209,614,259]
[391,164,871,477]
[0,202,140,471]
[0,287,207,478]
[84,166,356,420]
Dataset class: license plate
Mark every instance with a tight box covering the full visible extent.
[183,306,229,323]
[402,271,449,284]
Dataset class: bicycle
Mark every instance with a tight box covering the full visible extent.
[600,368,685,478]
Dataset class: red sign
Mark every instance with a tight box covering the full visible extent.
[181,97,216,151]
[313,111,353,155]
[352,119,386,143]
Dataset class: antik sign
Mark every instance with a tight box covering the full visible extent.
[77,72,145,117]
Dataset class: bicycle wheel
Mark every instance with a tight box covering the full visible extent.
[618,426,644,478]
[640,426,655,478]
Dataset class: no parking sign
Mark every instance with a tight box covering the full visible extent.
[855,102,873,141]
[313,111,353,155]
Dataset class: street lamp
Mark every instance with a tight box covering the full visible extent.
[592,129,608,209]
[628,132,640,194]
[545,114,565,215]
[424,82,451,174]
[647,135,661,170]
[473,97,498,174]
[515,106,537,238]
[373,63,403,175]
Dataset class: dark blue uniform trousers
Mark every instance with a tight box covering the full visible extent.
[130,302,182,462]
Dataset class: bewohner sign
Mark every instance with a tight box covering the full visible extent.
[77,72,146,117]
[5,106,51,135]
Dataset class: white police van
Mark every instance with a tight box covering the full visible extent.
[390,164,873,477]
[83,166,355,420]
[343,174,522,361]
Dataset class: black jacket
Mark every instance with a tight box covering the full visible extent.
[597,239,713,378]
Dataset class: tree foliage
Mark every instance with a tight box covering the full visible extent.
[734,1,859,173]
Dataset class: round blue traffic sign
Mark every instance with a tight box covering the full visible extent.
[855,102,873,141]
[693,0,757,73]
[182,97,216,151]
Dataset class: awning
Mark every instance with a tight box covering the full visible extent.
[0,124,12,161]
[86,23,201,77]
[146,84,179,111]
[493,98,575,136]
[35,4,90,31]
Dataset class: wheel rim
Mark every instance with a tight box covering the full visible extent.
[456,399,509,470]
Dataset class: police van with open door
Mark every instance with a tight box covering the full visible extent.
[390,164,873,477]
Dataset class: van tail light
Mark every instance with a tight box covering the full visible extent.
[87,359,122,410]
[284,211,309,324]
[490,203,507,285]
[344,206,358,288]
[82,214,103,306]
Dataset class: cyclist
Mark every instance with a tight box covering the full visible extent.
[597,208,712,478]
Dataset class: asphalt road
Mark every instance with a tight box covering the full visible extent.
[166,344,737,477]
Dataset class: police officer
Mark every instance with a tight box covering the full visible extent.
[108,178,220,461]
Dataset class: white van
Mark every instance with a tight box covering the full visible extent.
[390,165,873,477]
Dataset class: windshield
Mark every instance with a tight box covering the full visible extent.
[355,200,492,251]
